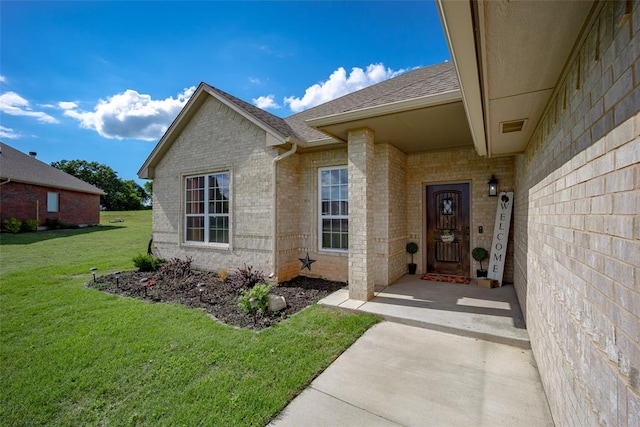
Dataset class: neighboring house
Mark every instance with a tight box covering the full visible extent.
[0,142,104,227]
[141,1,638,425]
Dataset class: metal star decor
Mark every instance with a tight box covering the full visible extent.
[299,252,316,271]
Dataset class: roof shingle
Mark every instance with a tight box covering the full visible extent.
[284,61,459,142]
[0,142,105,195]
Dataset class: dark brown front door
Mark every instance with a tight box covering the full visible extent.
[426,184,470,276]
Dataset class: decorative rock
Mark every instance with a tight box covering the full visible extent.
[268,295,286,312]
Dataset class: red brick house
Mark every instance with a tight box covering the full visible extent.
[0,142,104,227]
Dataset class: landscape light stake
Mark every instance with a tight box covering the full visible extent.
[90,267,97,282]
[139,277,154,297]
[249,297,258,326]
[114,271,121,288]
[197,283,205,302]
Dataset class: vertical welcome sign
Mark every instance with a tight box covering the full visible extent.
[487,192,513,286]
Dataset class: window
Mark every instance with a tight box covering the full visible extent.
[185,172,230,244]
[47,192,59,212]
[319,166,348,251]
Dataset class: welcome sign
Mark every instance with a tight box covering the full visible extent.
[487,192,513,286]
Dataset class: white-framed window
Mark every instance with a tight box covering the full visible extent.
[47,192,59,212]
[318,166,348,251]
[185,172,230,245]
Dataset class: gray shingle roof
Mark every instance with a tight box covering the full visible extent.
[0,142,105,195]
[204,84,303,140]
[284,61,459,142]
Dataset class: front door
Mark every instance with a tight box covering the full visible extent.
[426,184,470,276]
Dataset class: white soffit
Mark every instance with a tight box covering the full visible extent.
[478,0,595,155]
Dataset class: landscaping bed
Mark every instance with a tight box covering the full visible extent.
[89,265,346,329]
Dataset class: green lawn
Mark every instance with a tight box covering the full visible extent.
[0,211,379,426]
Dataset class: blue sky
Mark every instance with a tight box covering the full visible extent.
[1,1,449,184]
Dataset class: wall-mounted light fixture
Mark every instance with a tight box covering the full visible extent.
[488,175,498,197]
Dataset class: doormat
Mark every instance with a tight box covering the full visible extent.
[421,273,470,284]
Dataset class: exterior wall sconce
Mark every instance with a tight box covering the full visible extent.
[488,175,498,197]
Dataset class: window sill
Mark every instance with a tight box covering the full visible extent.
[182,241,230,251]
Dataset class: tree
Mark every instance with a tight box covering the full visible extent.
[51,159,148,211]
[143,181,153,206]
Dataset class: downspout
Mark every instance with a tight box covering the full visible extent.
[0,178,10,186]
[269,140,298,279]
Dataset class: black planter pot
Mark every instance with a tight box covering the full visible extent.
[477,269,488,278]
[408,263,417,275]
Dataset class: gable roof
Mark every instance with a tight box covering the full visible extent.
[138,82,303,179]
[285,62,459,142]
[0,142,105,195]
[139,61,462,178]
[204,84,301,141]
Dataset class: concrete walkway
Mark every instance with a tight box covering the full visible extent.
[319,275,530,348]
[269,322,553,426]
[269,276,554,426]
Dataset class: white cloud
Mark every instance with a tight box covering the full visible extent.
[0,91,59,124]
[248,77,262,85]
[0,75,6,83]
[63,86,196,141]
[58,101,78,110]
[284,63,406,113]
[0,125,20,139]
[252,94,280,110]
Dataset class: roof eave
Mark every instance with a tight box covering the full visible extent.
[436,0,488,157]
[2,177,105,195]
[305,90,462,129]
[138,83,292,180]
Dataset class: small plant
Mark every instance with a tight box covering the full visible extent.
[406,242,419,275]
[159,256,193,277]
[472,247,489,277]
[238,283,271,316]
[20,219,38,233]
[218,268,228,283]
[228,264,265,289]
[132,254,166,272]
[2,218,22,234]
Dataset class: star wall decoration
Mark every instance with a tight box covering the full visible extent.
[299,252,316,271]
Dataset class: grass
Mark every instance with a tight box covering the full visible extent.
[0,211,379,426]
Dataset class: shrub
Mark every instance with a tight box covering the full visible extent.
[133,254,166,272]
[2,218,21,234]
[157,257,193,283]
[228,265,265,290]
[20,219,38,233]
[238,283,271,316]
[218,268,228,283]
[45,218,62,229]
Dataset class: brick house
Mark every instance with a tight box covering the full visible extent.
[141,1,638,424]
[0,142,104,227]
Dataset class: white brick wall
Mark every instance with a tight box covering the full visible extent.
[152,95,277,274]
[515,1,639,424]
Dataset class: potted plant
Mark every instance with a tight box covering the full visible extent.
[472,247,489,277]
[406,242,418,275]
[440,229,455,243]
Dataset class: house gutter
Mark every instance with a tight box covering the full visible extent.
[269,140,298,279]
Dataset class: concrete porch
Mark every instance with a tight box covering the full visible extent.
[318,274,530,348]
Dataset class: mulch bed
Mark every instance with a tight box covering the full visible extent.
[421,273,470,284]
[88,269,346,330]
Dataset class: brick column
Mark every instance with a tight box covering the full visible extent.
[348,128,375,300]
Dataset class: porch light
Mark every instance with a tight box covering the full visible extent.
[488,175,498,197]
